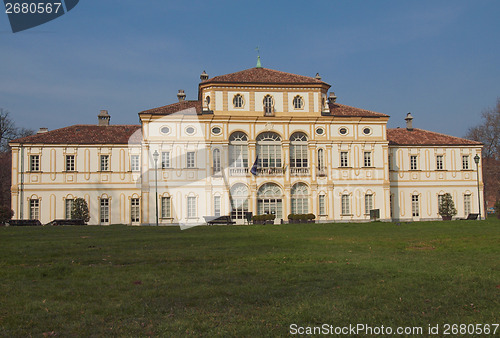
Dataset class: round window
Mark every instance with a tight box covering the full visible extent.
[363,127,371,135]
[339,127,348,135]
[211,126,221,135]
[160,126,170,134]
[316,127,324,135]
[186,127,195,135]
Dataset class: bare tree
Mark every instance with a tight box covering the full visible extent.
[465,98,500,208]
[0,108,35,207]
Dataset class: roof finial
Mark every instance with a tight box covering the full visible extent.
[255,46,262,68]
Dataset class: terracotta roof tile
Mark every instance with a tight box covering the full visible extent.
[387,128,482,146]
[140,100,202,116]
[10,125,141,145]
[203,67,330,86]
[329,103,389,118]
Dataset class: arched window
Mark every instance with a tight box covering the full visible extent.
[229,132,248,170]
[257,183,283,218]
[290,132,308,168]
[293,95,304,109]
[233,94,244,108]
[263,95,274,116]
[213,149,221,174]
[256,132,282,169]
[291,183,309,214]
[230,184,249,220]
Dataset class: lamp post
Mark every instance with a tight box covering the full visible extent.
[153,150,159,226]
[474,154,481,220]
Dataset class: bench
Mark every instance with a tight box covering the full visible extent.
[204,215,236,225]
[7,219,42,226]
[465,213,479,220]
[46,219,86,226]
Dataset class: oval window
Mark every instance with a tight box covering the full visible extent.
[211,126,221,135]
[316,128,324,135]
[186,127,195,135]
[160,126,170,134]
[363,127,371,135]
[339,127,348,135]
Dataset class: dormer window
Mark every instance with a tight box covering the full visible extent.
[263,95,274,116]
[293,95,304,109]
[233,94,244,108]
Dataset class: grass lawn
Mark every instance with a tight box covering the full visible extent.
[1,219,499,336]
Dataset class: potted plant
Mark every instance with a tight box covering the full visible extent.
[495,200,500,220]
[438,193,457,220]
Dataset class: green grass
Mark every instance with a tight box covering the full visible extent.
[1,219,499,336]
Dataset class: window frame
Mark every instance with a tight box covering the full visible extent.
[340,151,348,167]
[131,198,140,223]
[412,195,419,217]
[364,152,372,167]
[65,198,74,219]
[100,198,110,224]
[100,155,110,171]
[233,94,244,108]
[29,198,39,220]
[292,95,304,109]
[410,155,418,170]
[65,155,75,172]
[131,155,140,172]
[462,155,470,170]
[186,152,195,168]
[436,155,444,170]
[187,196,197,218]
[318,195,326,216]
[161,196,171,219]
[365,194,373,215]
[161,151,170,169]
[30,155,40,172]
[341,194,350,215]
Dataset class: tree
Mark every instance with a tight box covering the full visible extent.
[71,198,90,223]
[0,108,35,209]
[438,193,457,218]
[465,98,500,208]
[0,205,14,225]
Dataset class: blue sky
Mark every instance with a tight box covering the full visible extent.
[1,0,499,137]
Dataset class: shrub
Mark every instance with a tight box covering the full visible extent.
[71,198,90,223]
[307,213,316,220]
[0,205,14,225]
[494,200,500,215]
[438,193,457,217]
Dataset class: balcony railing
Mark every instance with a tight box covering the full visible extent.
[290,167,310,176]
[229,167,249,176]
[257,167,286,176]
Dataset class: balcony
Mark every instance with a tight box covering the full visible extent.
[257,167,285,176]
[229,167,249,176]
[290,167,310,176]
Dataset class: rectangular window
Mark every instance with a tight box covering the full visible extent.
[464,194,471,216]
[100,198,109,224]
[340,151,348,167]
[231,198,248,220]
[100,155,109,171]
[30,155,40,171]
[436,155,443,170]
[187,196,196,218]
[410,155,418,170]
[66,155,75,171]
[161,151,170,169]
[161,196,171,218]
[319,195,326,215]
[364,152,372,167]
[388,154,391,171]
[438,194,444,211]
[65,199,74,219]
[29,199,39,220]
[412,195,419,217]
[131,198,140,223]
[462,155,469,170]
[365,194,373,214]
[131,155,140,172]
[214,196,221,216]
[341,194,350,215]
[187,152,195,168]
[291,197,308,215]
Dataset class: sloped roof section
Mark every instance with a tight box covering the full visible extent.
[203,67,330,86]
[387,128,482,146]
[10,125,141,145]
[329,103,389,118]
[140,100,202,116]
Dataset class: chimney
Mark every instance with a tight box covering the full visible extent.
[200,70,208,81]
[37,127,48,134]
[405,112,414,131]
[98,110,110,126]
[315,73,322,81]
[328,91,337,103]
[177,89,186,102]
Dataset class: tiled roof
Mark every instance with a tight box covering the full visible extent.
[10,125,141,145]
[140,100,202,116]
[387,128,482,146]
[203,67,329,86]
[329,103,389,118]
